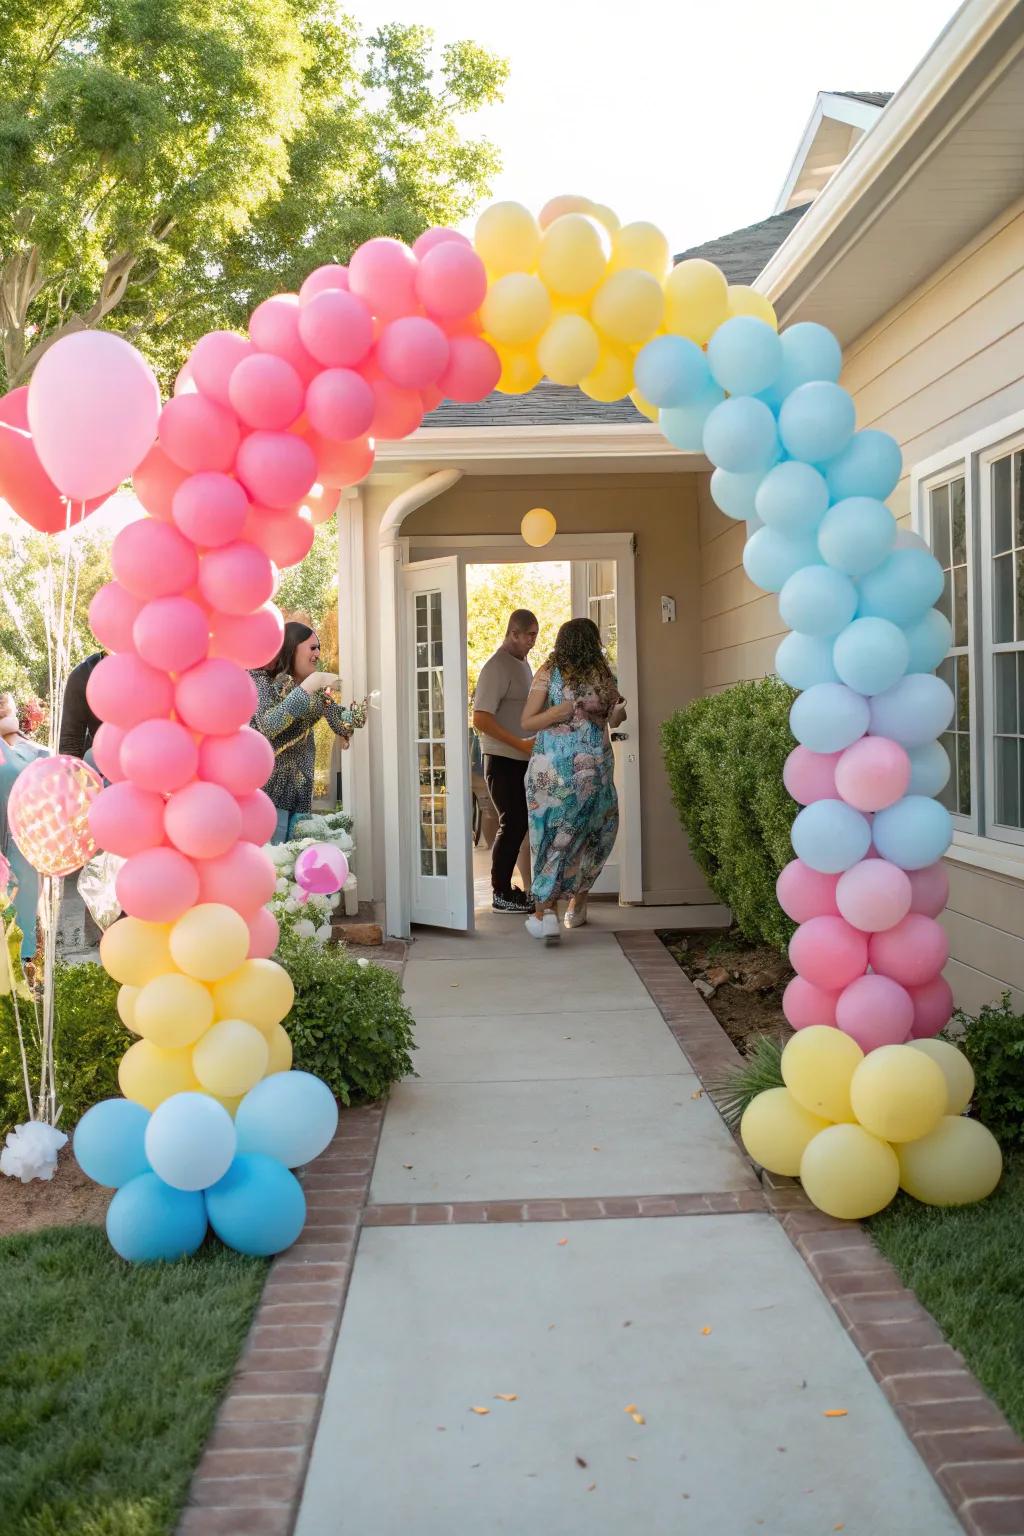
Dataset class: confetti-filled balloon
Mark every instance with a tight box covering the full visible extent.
[8,754,103,876]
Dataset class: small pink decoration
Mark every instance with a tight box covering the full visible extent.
[294,843,350,895]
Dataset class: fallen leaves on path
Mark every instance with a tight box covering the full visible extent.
[691,1089,704,1100]
[494,1394,518,1402]
[823,1409,848,1418]
[575,1455,588,1468]
[470,1406,490,1415]
[627,1454,639,1462]
[624,1403,646,1425]
[700,1326,712,1336]
[557,1238,568,1246]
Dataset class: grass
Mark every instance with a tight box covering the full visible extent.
[0,1226,267,1536]
[868,1152,1024,1436]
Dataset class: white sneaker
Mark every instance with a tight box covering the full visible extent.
[525,913,561,945]
[525,915,545,940]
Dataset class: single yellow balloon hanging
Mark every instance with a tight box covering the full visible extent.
[522,507,557,548]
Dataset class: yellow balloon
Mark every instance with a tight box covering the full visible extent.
[495,345,543,396]
[119,1038,200,1111]
[521,507,557,548]
[897,1116,1002,1206]
[212,958,295,1033]
[538,214,609,299]
[588,202,620,235]
[579,341,634,402]
[474,201,540,276]
[610,222,671,280]
[169,903,250,983]
[265,1021,294,1076]
[629,388,659,423]
[212,1093,244,1118]
[664,258,730,345]
[740,1087,830,1177]
[133,972,214,1050]
[590,269,664,347]
[782,1026,863,1122]
[907,1039,975,1116]
[850,1045,948,1143]
[193,1018,269,1097]
[727,284,779,330]
[100,918,173,988]
[800,1123,900,1219]
[537,314,600,386]
[481,274,551,347]
[117,984,140,1035]
[539,194,594,230]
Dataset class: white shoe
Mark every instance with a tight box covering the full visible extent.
[564,899,588,929]
[525,913,561,945]
[525,915,545,940]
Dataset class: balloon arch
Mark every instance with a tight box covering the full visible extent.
[8,193,1001,1259]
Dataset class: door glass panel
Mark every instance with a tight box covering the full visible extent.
[996,652,1017,734]
[930,483,950,565]
[997,736,1020,827]
[413,589,447,878]
[993,456,1012,553]
[993,555,1014,643]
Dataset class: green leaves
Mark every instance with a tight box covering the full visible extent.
[0,963,123,1136]
[955,994,1024,1149]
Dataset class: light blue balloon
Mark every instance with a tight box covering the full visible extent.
[776,322,842,393]
[235,1070,339,1169]
[818,496,896,578]
[106,1172,207,1263]
[707,317,782,397]
[635,335,710,408]
[710,467,762,521]
[858,549,945,625]
[779,565,858,636]
[776,632,839,690]
[907,741,952,797]
[755,461,829,535]
[743,527,820,593]
[144,1092,237,1192]
[74,1099,150,1189]
[868,672,955,747]
[833,617,909,696]
[703,396,779,475]
[779,381,856,464]
[824,429,902,502]
[791,799,872,874]
[206,1153,306,1257]
[790,682,870,753]
[904,609,953,673]
[660,385,724,451]
[873,795,953,869]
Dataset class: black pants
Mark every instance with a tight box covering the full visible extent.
[484,754,529,895]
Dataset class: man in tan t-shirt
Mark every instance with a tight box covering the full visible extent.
[472,609,539,912]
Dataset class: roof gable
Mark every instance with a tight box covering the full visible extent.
[774,90,891,213]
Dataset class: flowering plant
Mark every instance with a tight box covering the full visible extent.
[268,811,355,948]
[18,696,46,738]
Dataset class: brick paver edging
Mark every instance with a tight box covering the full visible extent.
[619,929,1024,1536]
[363,1188,767,1225]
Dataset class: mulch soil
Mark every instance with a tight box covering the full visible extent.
[659,928,794,1055]
[0,1143,110,1238]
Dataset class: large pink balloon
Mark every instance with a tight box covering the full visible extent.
[363,363,423,441]
[299,265,349,302]
[8,755,102,876]
[189,331,254,407]
[376,317,450,390]
[199,541,275,616]
[836,973,914,1051]
[834,736,911,812]
[908,975,955,1038]
[438,336,502,404]
[348,238,419,322]
[229,353,304,431]
[783,746,840,806]
[236,789,277,845]
[835,859,912,933]
[776,859,839,922]
[164,780,243,859]
[246,905,280,959]
[305,369,375,442]
[412,227,472,258]
[27,331,160,500]
[305,430,375,490]
[117,846,200,923]
[172,472,249,548]
[88,781,167,858]
[415,242,487,319]
[92,723,127,783]
[120,719,198,794]
[242,508,315,568]
[195,840,276,915]
[782,975,840,1030]
[907,861,950,918]
[298,290,374,368]
[111,518,199,601]
[133,443,189,522]
[209,605,284,669]
[198,728,274,797]
[89,582,144,654]
[133,596,210,674]
[788,915,868,991]
[176,658,257,736]
[87,653,174,731]
[236,430,317,508]
[868,913,949,988]
[159,394,240,474]
[249,295,320,383]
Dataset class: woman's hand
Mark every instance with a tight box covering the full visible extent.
[556,700,575,723]
[301,671,341,696]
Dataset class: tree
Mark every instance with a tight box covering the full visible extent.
[466,563,571,699]
[0,526,112,711]
[0,3,508,391]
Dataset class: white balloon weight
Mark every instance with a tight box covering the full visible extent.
[144,1091,237,1192]
[235,1070,339,1168]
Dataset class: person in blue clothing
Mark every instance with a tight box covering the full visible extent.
[0,690,48,959]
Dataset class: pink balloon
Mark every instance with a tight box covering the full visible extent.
[412,227,472,258]
[175,658,257,736]
[120,719,199,794]
[198,729,274,799]
[172,472,250,548]
[835,736,911,812]
[164,780,243,859]
[111,518,199,601]
[305,369,375,441]
[87,653,174,731]
[133,443,190,522]
[301,482,341,526]
[438,336,502,404]
[776,859,839,922]
[189,331,254,407]
[869,913,950,988]
[836,973,914,1052]
[305,431,375,490]
[236,789,277,845]
[782,975,840,1030]
[783,746,840,806]
[249,295,320,383]
[159,394,240,474]
[788,915,868,991]
[299,265,349,302]
[297,290,375,369]
[8,756,102,876]
[209,605,284,668]
[835,859,912,933]
[199,541,275,616]
[294,842,349,894]
[194,839,275,915]
[415,242,487,320]
[235,430,317,508]
[133,596,210,674]
[88,781,167,858]
[908,975,955,1038]
[174,361,197,397]
[348,237,419,322]
[246,905,280,959]
[117,846,200,923]
[27,331,160,500]
[92,722,127,783]
[229,353,304,431]
[907,861,949,918]
[363,362,423,441]
[376,317,450,390]
[89,581,144,653]
[242,508,315,568]
[0,418,112,535]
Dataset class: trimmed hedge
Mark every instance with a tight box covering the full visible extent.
[661,677,798,951]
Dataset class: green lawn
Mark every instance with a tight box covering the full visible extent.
[869,1152,1024,1436]
[0,1227,266,1536]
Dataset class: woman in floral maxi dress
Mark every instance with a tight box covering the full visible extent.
[521,618,627,943]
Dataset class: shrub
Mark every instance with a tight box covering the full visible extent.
[279,937,416,1105]
[955,993,1024,1150]
[710,1035,786,1130]
[661,677,798,951]
[0,962,123,1136]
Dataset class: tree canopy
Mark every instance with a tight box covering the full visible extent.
[466,563,571,699]
[0,1,508,390]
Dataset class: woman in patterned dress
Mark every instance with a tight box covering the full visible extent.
[250,622,367,845]
[521,618,626,943]
[0,690,49,958]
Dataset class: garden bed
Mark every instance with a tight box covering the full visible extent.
[0,1144,110,1238]
[659,928,792,1055]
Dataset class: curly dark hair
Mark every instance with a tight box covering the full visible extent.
[544,617,617,695]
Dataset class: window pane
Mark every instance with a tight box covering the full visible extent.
[953,567,968,648]
[1016,452,1024,549]
[951,477,966,564]
[930,483,950,565]
[956,654,970,730]
[435,850,448,877]
[938,734,956,812]
[421,849,434,876]
[996,651,1017,734]
[1017,551,1024,643]
[956,735,971,816]
[993,456,1012,554]
[993,554,1014,643]
[997,736,1020,827]
[937,570,953,625]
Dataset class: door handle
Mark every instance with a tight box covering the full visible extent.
[610,731,629,741]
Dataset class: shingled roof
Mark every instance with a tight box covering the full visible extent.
[834,90,893,108]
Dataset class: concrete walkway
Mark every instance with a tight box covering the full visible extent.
[294,908,961,1535]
